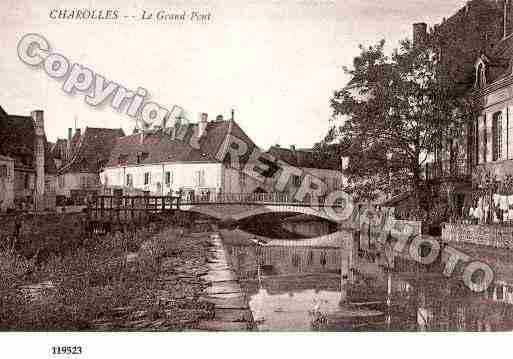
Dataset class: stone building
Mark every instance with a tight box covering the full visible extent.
[54,127,124,204]
[0,106,57,211]
[414,0,513,217]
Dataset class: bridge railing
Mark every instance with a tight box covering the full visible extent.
[86,192,345,222]
[179,192,336,205]
[87,195,181,222]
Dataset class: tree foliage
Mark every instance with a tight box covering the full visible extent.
[326,38,475,202]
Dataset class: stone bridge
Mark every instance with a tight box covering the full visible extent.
[180,202,344,222]
[87,193,353,224]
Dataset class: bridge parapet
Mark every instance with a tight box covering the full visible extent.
[87,193,352,224]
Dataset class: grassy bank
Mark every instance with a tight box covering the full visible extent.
[0,215,214,330]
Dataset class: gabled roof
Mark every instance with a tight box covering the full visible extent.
[267,146,341,171]
[50,138,67,160]
[432,0,504,87]
[59,127,125,174]
[105,119,259,168]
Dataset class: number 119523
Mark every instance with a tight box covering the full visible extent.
[51,346,82,355]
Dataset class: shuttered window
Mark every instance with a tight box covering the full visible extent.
[165,171,172,186]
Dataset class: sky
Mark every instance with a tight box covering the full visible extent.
[0,0,471,149]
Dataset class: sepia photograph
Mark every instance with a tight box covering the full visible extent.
[1,0,513,357]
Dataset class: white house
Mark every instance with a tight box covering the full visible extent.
[100,114,268,197]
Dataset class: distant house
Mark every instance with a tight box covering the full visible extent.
[266,145,345,198]
[55,127,125,204]
[100,113,267,197]
[0,105,57,211]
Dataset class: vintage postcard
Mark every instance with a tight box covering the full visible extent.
[0,0,511,357]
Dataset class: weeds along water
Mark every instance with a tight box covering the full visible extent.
[0,213,214,330]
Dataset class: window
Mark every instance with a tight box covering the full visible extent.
[80,176,87,188]
[144,172,151,185]
[492,112,502,161]
[24,174,30,189]
[165,171,172,186]
[126,173,133,187]
[0,165,7,178]
[136,151,149,164]
[239,170,247,187]
[194,170,205,187]
[483,115,488,163]
[475,118,479,166]
[292,175,301,187]
[58,175,65,188]
[118,154,128,165]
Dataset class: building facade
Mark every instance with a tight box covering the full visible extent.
[0,155,15,211]
[0,106,57,211]
[100,114,269,198]
[55,127,124,204]
[266,145,345,200]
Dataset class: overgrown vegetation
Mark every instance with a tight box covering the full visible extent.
[0,214,214,330]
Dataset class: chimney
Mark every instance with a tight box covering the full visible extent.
[75,128,81,137]
[290,145,296,151]
[67,128,72,141]
[139,131,145,145]
[216,114,224,122]
[31,110,45,211]
[198,112,208,137]
[413,22,427,46]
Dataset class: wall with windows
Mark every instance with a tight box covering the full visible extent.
[13,170,35,200]
[100,162,224,195]
[264,165,345,198]
[55,172,99,197]
[474,82,513,180]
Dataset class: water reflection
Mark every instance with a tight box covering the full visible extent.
[225,238,513,331]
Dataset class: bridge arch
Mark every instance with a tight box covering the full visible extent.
[180,203,344,223]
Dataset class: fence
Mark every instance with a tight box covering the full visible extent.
[442,223,513,249]
[87,195,181,223]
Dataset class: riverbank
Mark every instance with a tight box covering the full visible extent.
[0,221,217,330]
[196,231,255,331]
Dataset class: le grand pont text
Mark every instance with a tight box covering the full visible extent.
[49,8,212,21]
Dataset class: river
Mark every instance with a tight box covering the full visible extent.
[221,218,513,331]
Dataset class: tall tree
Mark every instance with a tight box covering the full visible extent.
[327,38,474,205]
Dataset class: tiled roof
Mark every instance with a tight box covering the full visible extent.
[267,146,341,171]
[105,119,259,167]
[59,127,125,174]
